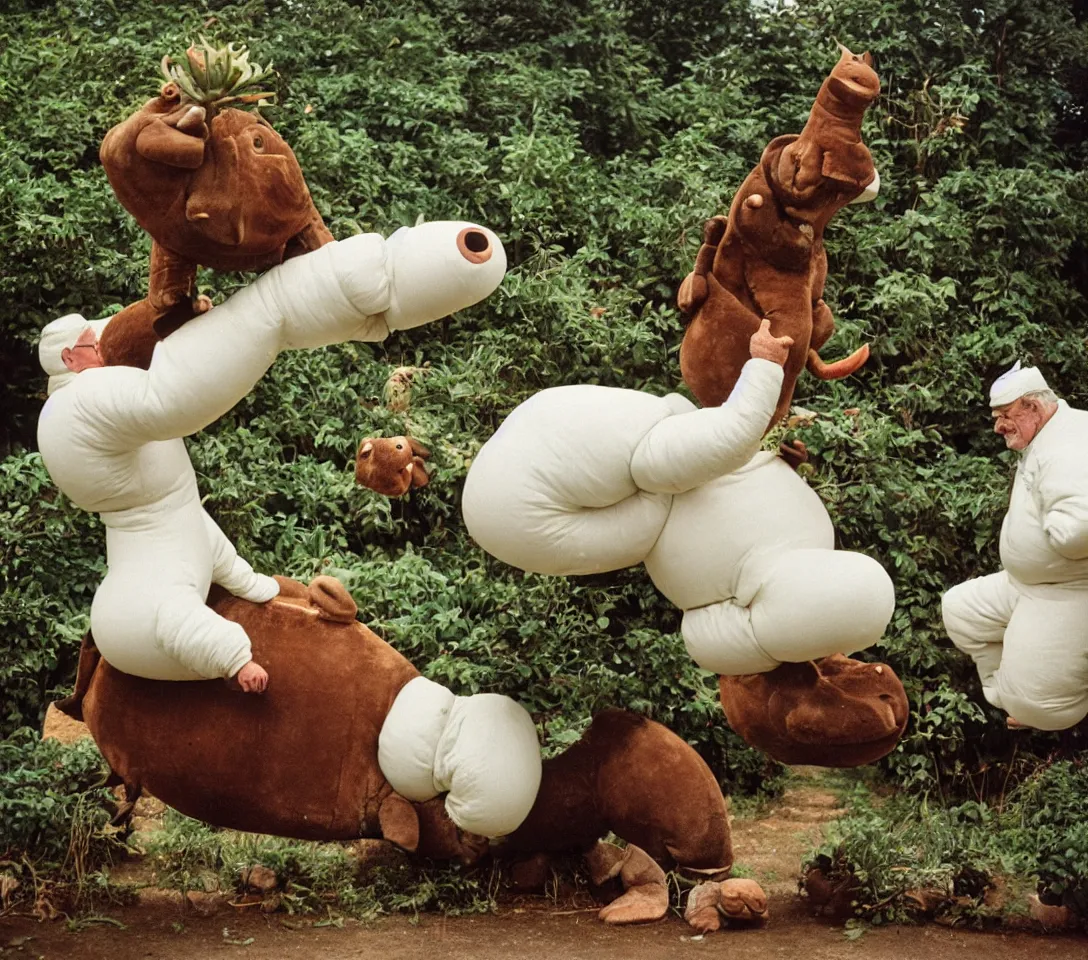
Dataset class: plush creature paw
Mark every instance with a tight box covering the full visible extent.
[719,878,769,922]
[586,841,668,925]
[684,878,768,932]
[355,436,431,497]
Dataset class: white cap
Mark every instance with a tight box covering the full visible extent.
[38,313,113,395]
[989,360,1050,407]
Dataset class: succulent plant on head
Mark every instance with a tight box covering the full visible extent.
[159,37,277,118]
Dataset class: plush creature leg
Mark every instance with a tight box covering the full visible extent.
[587,841,669,925]
[684,878,768,933]
[378,792,420,853]
[54,632,102,722]
[677,216,728,315]
[98,242,202,369]
[110,780,144,828]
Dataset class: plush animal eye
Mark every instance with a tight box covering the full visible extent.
[395,443,404,450]
[253,135,265,150]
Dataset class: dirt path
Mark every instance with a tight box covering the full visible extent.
[3,770,1085,960]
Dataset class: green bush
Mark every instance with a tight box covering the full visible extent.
[1,0,1086,802]
[0,730,124,909]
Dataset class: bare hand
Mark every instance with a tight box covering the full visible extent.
[235,661,269,694]
[749,318,794,366]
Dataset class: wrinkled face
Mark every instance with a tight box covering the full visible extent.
[991,397,1053,451]
[185,111,313,249]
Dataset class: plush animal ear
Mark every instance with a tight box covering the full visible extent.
[407,437,431,459]
[133,114,207,169]
[357,440,374,459]
[378,792,420,852]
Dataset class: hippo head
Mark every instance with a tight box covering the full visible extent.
[183,108,315,253]
[719,654,909,767]
[355,436,431,497]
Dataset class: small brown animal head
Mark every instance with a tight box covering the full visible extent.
[719,654,909,767]
[355,436,431,497]
[826,45,880,110]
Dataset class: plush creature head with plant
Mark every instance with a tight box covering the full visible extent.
[93,37,333,369]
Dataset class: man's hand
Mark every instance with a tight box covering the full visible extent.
[749,318,794,366]
[235,661,269,694]
[778,439,808,472]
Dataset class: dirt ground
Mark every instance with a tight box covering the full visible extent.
[3,765,1085,960]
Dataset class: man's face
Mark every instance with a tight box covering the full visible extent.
[991,397,1046,451]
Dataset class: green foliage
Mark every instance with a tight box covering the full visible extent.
[807,761,1088,925]
[0,730,124,909]
[1,0,1086,806]
[145,809,499,918]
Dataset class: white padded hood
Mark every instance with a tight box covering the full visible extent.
[378,677,541,838]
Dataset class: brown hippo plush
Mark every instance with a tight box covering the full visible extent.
[719,654,909,767]
[96,40,333,369]
[56,581,765,927]
[678,45,881,426]
[355,436,431,496]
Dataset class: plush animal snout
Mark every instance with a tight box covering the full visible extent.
[355,436,431,497]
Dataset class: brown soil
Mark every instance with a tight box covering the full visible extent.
[4,766,1085,960]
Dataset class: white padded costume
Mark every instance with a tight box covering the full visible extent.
[463,359,895,675]
[943,400,1088,730]
[378,677,542,837]
[37,224,507,681]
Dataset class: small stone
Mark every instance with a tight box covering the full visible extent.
[184,890,225,917]
[242,865,278,894]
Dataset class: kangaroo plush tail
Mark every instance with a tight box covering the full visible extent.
[806,343,869,380]
[54,632,101,722]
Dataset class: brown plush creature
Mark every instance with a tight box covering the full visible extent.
[718,654,909,767]
[678,45,881,426]
[96,43,333,370]
[355,436,431,496]
[56,585,764,926]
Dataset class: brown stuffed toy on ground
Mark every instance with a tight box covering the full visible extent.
[355,436,431,496]
[718,653,909,766]
[678,45,881,427]
[96,41,333,369]
[55,586,765,928]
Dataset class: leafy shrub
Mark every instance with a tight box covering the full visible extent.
[0,0,1086,803]
[0,730,124,910]
[145,809,500,918]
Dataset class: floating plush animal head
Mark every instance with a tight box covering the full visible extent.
[718,654,909,767]
[100,40,323,270]
[355,436,431,497]
[678,44,881,426]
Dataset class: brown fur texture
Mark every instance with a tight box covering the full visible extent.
[97,86,332,369]
[684,877,769,933]
[58,597,736,886]
[718,653,909,767]
[72,585,422,845]
[499,709,732,874]
[678,47,880,425]
[355,436,431,497]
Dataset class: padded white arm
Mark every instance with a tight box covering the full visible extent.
[203,512,279,603]
[630,359,783,494]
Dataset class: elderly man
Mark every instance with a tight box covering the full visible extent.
[942,362,1088,730]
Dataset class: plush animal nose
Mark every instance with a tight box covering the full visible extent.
[457,227,494,264]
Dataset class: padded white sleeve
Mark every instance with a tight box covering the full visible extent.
[630,359,783,494]
[1036,450,1088,561]
[202,512,279,603]
[155,590,254,679]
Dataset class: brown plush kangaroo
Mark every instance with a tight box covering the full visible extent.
[96,42,333,369]
[678,45,881,426]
